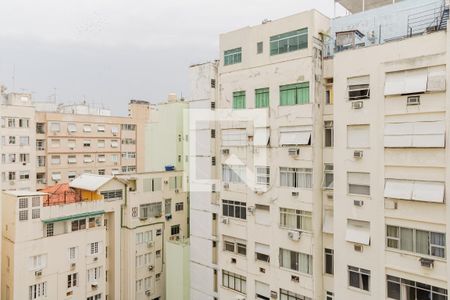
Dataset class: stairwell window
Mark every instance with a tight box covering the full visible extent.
[233,91,246,109]
[270,28,308,55]
[224,47,242,66]
[280,82,310,106]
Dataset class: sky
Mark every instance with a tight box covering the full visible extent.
[0,0,343,115]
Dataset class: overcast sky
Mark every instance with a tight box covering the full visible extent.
[0,0,342,115]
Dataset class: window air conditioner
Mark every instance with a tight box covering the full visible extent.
[407,95,420,106]
[70,263,76,269]
[354,244,364,252]
[354,200,364,207]
[223,183,230,189]
[247,206,255,214]
[222,217,230,225]
[288,148,300,157]
[353,150,363,158]
[148,265,154,271]
[35,270,42,277]
[419,257,434,268]
[145,290,151,296]
[292,191,299,197]
[288,230,301,241]
[271,291,278,298]
[222,149,230,155]
[147,242,154,248]
[352,101,364,109]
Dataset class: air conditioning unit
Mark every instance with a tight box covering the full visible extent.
[247,206,255,214]
[354,200,364,207]
[291,275,300,283]
[353,150,363,159]
[222,149,230,155]
[288,230,301,241]
[407,95,420,106]
[145,290,151,296]
[354,244,364,252]
[259,267,266,274]
[147,242,154,248]
[352,101,364,109]
[223,183,230,190]
[164,180,169,184]
[222,217,230,225]
[91,282,98,288]
[231,258,237,264]
[270,291,278,299]
[35,270,42,277]
[93,257,98,261]
[292,191,299,197]
[288,148,300,157]
[419,257,434,268]
[70,263,76,269]
[148,265,154,271]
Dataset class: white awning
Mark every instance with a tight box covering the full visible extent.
[323,210,334,234]
[384,121,445,148]
[427,66,446,92]
[412,181,445,203]
[347,125,370,148]
[255,205,270,225]
[348,75,369,86]
[254,127,270,146]
[348,172,370,185]
[70,173,114,191]
[51,173,62,181]
[346,219,370,245]
[384,179,444,203]
[255,281,270,297]
[255,243,270,256]
[279,126,311,146]
[222,129,247,146]
[384,68,428,95]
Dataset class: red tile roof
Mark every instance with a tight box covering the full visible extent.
[41,183,82,206]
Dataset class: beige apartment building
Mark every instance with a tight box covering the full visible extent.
[189,0,450,299]
[0,89,37,191]
[1,170,188,300]
[35,100,150,189]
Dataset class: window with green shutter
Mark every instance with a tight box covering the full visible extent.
[270,28,308,56]
[233,91,246,109]
[280,82,310,106]
[255,88,269,108]
[224,48,242,66]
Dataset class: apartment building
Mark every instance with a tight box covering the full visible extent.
[189,0,450,299]
[0,89,36,191]
[1,170,188,300]
[35,100,150,189]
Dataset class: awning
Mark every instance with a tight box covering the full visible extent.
[42,210,104,224]
[279,126,312,146]
[346,219,370,245]
[384,121,445,148]
[255,243,270,256]
[254,127,270,146]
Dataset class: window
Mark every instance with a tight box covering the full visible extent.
[89,242,101,255]
[211,79,216,88]
[386,275,448,300]
[221,129,247,146]
[100,189,123,200]
[255,281,270,300]
[68,247,78,261]
[68,139,76,148]
[8,172,16,181]
[30,254,47,270]
[51,155,61,165]
[223,237,247,255]
[83,140,91,147]
[346,219,370,245]
[222,200,246,220]
[384,179,445,203]
[72,219,86,231]
[384,121,445,148]
[348,76,370,100]
[136,230,152,244]
[257,41,263,54]
[136,253,151,268]
[255,205,270,226]
[386,225,446,258]
[122,138,136,145]
[280,289,312,300]
[51,172,61,181]
[86,294,102,300]
[165,198,172,214]
[83,124,92,132]
[222,270,246,294]
[384,66,446,96]
[143,178,162,192]
[280,167,312,188]
[139,202,162,218]
[279,126,311,146]
[20,153,30,163]
[280,82,310,105]
[97,154,106,162]
[348,266,370,291]
[256,166,270,185]
[232,91,246,109]
[270,28,308,55]
[67,123,77,133]
[8,136,16,145]
[348,172,370,195]
[255,243,270,263]
[68,155,77,164]
[347,125,370,148]
[325,249,334,275]
[171,225,180,235]
[323,164,334,189]
[20,171,30,180]
[121,124,136,130]
[36,139,45,150]
[326,291,334,300]
[97,139,105,148]
[19,210,28,221]
[68,172,77,181]
[36,122,45,133]
[324,121,334,147]
[175,202,184,211]
[19,136,29,145]
[111,140,119,148]
[87,267,102,282]
[67,273,78,288]
[97,125,105,132]
[280,208,312,232]
[46,223,54,237]
[211,129,216,138]
[222,165,246,183]
[7,118,16,128]
[29,282,47,299]
[50,122,60,132]
[325,80,334,105]
[32,208,40,219]
[211,156,216,166]
[279,248,312,275]
[224,47,242,65]
[255,88,269,108]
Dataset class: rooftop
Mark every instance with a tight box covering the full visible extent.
[41,183,82,206]
[4,190,47,197]
[69,174,114,192]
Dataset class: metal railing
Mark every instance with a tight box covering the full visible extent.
[407,0,448,36]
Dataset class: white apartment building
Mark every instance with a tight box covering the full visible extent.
[0,89,36,191]
[1,171,188,300]
[189,0,450,299]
